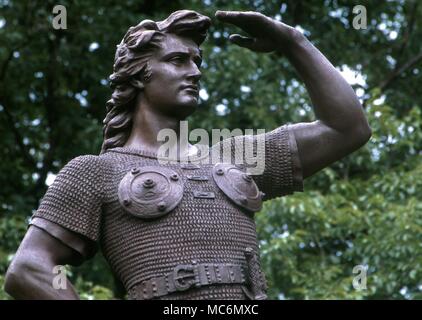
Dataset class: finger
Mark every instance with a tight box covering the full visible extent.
[215,10,255,30]
[229,34,255,49]
[215,10,249,22]
[215,10,245,20]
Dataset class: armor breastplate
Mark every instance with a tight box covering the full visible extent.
[118,166,184,219]
[101,153,268,300]
[32,125,300,300]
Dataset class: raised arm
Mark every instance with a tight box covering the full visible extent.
[4,226,81,299]
[216,11,371,178]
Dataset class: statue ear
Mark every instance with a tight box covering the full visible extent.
[130,78,145,90]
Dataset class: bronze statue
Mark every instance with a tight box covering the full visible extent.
[4,10,371,300]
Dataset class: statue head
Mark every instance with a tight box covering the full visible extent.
[101,10,211,153]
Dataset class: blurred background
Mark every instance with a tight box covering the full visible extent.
[0,0,421,299]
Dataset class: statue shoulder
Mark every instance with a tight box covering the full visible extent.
[66,154,104,171]
[58,154,107,187]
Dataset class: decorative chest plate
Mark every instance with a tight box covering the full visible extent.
[212,163,263,212]
[118,166,184,219]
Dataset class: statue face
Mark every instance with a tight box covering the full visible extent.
[142,33,202,119]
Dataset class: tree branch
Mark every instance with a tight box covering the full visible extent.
[32,33,61,194]
[0,16,40,171]
[378,51,422,91]
[395,1,418,67]
[362,2,420,106]
[0,96,37,170]
[0,9,48,172]
[0,50,15,82]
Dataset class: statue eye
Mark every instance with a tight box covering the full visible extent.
[169,55,184,64]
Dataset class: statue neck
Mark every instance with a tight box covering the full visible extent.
[124,97,191,157]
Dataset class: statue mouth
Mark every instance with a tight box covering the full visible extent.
[180,84,199,94]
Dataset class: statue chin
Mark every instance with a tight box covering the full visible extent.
[172,102,198,120]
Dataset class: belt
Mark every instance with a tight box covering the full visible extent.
[128,260,247,300]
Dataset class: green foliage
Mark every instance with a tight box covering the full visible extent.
[75,279,114,301]
[0,0,421,299]
[257,100,422,299]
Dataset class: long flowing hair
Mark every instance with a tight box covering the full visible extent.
[100,10,211,153]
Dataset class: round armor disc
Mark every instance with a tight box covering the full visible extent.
[212,163,263,212]
[118,166,184,219]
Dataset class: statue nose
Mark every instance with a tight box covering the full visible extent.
[187,62,201,82]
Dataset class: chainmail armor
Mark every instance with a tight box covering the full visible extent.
[31,125,303,299]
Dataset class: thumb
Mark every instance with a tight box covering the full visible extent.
[229,34,256,50]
